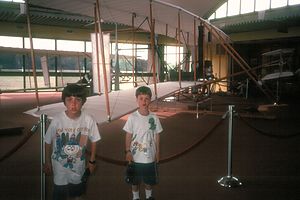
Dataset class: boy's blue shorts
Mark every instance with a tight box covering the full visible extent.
[132,162,158,186]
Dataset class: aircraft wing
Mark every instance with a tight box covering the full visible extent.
[24,81,200,124]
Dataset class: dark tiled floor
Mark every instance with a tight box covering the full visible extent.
[0,92,300,200]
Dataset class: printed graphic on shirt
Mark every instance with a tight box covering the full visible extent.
[149,117,156,130]
[131,117,156,158]
[52,129,88,171]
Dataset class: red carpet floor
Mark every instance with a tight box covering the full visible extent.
[0,92,300,200]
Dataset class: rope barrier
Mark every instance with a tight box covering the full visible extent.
[0,113,225,167]
[238,114,300,139]
[3,108,298,168]
[91,116,225,166]
[0,124,39,162]
[160,117,224,164]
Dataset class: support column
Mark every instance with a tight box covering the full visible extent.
[177,10,182,88]
[96,0,111,120]
[150,1,157,99]
[114,23,120,91]
[94,4,101,94]
[25,0,40,109]
[132,13,137,87]
[193,17,198,83]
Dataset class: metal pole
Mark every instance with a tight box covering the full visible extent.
[246,78,249,99]
[227,105,233,176]
[40,114,47,200]
[196,102,199,119]
[218,105,242,188]
[276,79,279,103]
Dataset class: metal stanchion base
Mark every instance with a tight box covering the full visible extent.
[218,176,242,188]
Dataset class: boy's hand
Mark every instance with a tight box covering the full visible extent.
[43,163,52,175]
[88,161,96,174]
[125,151,133,163]
[156,153,160,163]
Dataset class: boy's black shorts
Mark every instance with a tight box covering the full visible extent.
[131,162,158,186]
[53,182,84,200]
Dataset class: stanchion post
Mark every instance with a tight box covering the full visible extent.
[196,102,199,119]
[218,105,242,188]
[246,79,249,99]
[40,114,47,200]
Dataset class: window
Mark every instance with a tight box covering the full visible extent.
[271,0,287,8]
[208,0,297,20]
[24,38,55,50]
[208,13,216,20]
[289,0,300,5]
[57,40,85,52]
[0,52,23,71]
[0,36,23,48]
[164,45,183,69]
[215,2,227,18]
[228,0,240,16]
[241,0,255,14]
[86,41,92,53]
[0,0,25,2]
[136,44,148,60]
[110,43,148,60]
[255,0,270,11]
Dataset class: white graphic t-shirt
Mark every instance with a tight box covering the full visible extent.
[44,111,101,185]
[123,110,163,163]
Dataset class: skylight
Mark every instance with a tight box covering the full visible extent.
[209,0,300,20]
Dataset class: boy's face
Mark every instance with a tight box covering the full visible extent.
[64,96,83,117]
[136,94,151,112]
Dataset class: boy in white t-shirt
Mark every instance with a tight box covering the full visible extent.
[123,86,163,200]
[43,84,101,200]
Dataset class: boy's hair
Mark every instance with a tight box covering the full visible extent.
[135,86,152,98]
[62,84,87,104]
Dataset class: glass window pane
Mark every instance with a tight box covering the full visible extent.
[57,40,85,52]
[136,44,148,72]
[289,0,300,5]
[85,41,92,53]
[24,38,55,50]
[0,76,24,90]
[241,0,255,14]
[164,45,183,68]
[136,44,148,60]
[117,43,132,57]
[0,52,23,71]
[255,0,270,11]
[216,2,227,18]
[0,36,23,48]
[58,55,85,72]
[271,0,287,8]
[228,0,240,16]
[208,13,215,20]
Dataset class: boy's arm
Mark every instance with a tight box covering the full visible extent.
[155,134,160,163]
[125,132,133,163]
[88,141,97,173]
